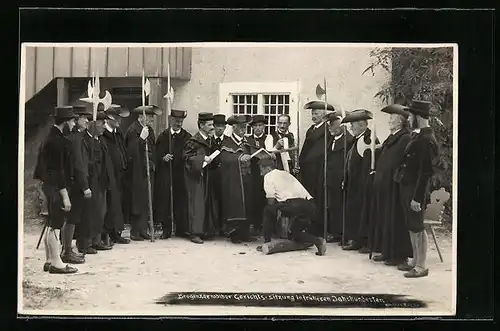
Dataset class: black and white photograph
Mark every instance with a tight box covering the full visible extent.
[18,42,457,316]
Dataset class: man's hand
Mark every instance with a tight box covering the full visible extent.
[240,154,251,162]
[140,127,149,140]
[163,153,174,162]
[62,197,71,212]
[410,200,422,212]
[83,188,92,199]
[204,155,212,163]
[275,138,284,149]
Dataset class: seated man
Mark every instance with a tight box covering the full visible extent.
[259,154,327,256]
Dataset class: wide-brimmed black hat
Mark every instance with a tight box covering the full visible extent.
[227,114,252,125]
[54,106,77,119]
[303,100,335,111]
[198,112,214,121]
[322,111,341,123]
[340,109,373,124]
[408,100,433,119]
[106,106,130,119]
[251,114,266,125]
[213,114,226,125]
[381,104,410,118]
[131,105,163,116]
[171,109,187,119]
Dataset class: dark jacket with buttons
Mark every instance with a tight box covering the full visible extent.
[395,127,439,204]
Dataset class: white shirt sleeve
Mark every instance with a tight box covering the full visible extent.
[264,134,275,151]
[263,173,275,199]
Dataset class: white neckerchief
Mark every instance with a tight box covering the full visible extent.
[171,128,181,135]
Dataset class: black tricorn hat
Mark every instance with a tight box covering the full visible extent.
[251,114,266,125]
[322,111,341,123]
[54,106,77,119]
[73,105,93,118]
[227,114,252,125]
[198,112,214,121]
[303,100,335,111]
[408,100,433,119]
[131,105,163,116]
[213,114,226,125]
[171,109,187,119]
[340,109,373,124]
[381,104,410,118]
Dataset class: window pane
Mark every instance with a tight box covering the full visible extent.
[239,105,246,114]
[284,95,290,104]
[271,95,277,104]
[271,106,276,115]
[270,116,277,125]
[278,105,284,114]
[232,105,239,114]
[278,95,284,104]
[253,105,258,114]
[232,95,239,104]
[264,95,269,104]
[285,105,290,114]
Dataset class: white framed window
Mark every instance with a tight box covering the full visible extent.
[219,82,300,137]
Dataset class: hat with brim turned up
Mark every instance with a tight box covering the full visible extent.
[226,114,252,125]
[171,109,187,119]
[322,111,342,123]
[131,105,163,116]
[303,100,335,111]
[340,109,373,124]
[106,107,130,119]
[381,104,410,118]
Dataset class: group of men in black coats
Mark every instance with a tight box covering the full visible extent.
[299,99,439,278]
[35,96,439,279]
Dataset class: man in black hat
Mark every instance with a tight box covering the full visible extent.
[246,114,274,236]
[212,113,227,233]
[124,106,162,241]
[394,100,439,278]
[369,105,413,266]
[259,154,327,256]
[37,106,79,273]
[323,112,355,243]
[183,112,219,244]
[100,107,131,245]
[154,109,192,239]
[341,109,379,253]
[299,100,334,236]
[219,114,256,243]
[74,111,113,254]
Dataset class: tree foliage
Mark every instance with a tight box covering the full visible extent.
[364,47,454,224]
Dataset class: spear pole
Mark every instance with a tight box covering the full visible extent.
[323,78,328,240]
[142,70,155,242]
[166,63,175,236]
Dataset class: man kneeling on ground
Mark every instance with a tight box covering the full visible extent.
[259,154,327,256]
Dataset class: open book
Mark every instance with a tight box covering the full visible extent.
[251,148,272,159]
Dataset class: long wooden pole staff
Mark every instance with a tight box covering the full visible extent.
[341,106,347,246]
[368,121,377,259]
[322,78,328,240]
[165,64,175,236]
[142,70,155,242]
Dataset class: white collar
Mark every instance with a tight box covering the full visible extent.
[412,128,421,134]
[334,133,344,140]
[232,133,243,142]
[356,129,367,139]
[391,129,402,135]
[171,128,181,135]
[314,122,325,129]
[215,134,223,140]
[277,130,289,136]
[254,133,264,139]
[105,122,114,133]
[199,131,209,141]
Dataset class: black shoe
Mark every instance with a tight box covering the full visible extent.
[343,241,362,251]
[384,259,405,266]
[48,265,78,274]
[327,234,341,243]
[92,242,113,250]
[404,268,429,278]
[372,254,386,262]
[130,234,144,241]
[43,262,51,272]
[190,236,204,244]
[140,232,152,240]
[114,235,131,244]
[61,253,85,264]
[358,246,370,254]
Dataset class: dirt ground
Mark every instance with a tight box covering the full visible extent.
[20,219,455,316]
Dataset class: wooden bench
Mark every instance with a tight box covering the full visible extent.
[423,188,451,263]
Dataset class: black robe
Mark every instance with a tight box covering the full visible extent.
[326,131,355,238]
[246,134,269,230]
[219,134,255,237]
[344,128,379,243]
[154,128,192,236]
[212,134,227,231]
[74,131,107,240]
[369,128,413,259]
[123,121,156,218]
[298,122,328,235]
[183,132,220,237]
[99,129,127,234]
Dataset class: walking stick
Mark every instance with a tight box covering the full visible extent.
[36,217,48,249]
[322,78,328,240]
[367,123,377,259]
[164,63,176,236]
[341,115,348,247]
[142,70,155,242]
